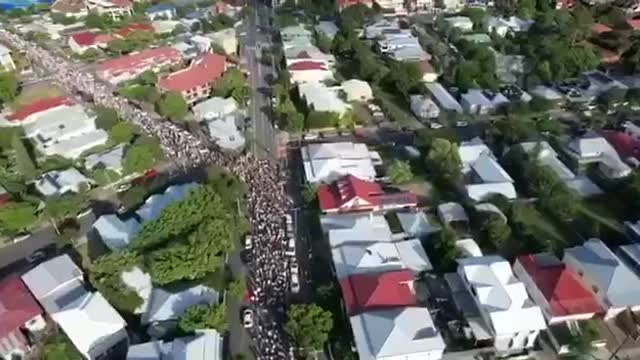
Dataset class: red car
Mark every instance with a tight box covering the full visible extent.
[131,169,158,185]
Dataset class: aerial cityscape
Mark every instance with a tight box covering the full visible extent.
[1,0,640,359]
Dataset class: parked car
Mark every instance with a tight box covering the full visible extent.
[429,122,443,129]
[244,235,253,250]
[285,237,295,257]
[242,309,254,328]
[26,250,45,264]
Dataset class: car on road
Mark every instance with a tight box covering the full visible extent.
[290,260,299,275]
[244,235,253,250]
[429,122,443,129]
[291,273,300,293]
[285,237,295,256]
[455,121,469,127]
[26,250,45,264]
[242,309,254,328]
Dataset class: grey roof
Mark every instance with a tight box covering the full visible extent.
[127,340,170,360]
[21,254,84,301]
[462,90,493,107]
[397,212,439,238]
[127,330,223,360]
[136,182,198,222]
[142,285,218,324]
[471,154,514,183]
[93,214,142,251]
[84,145,125,172]
[315,21,339,39]
[426,82,462,113]
[565,239,640,307]
[437,202,468,224]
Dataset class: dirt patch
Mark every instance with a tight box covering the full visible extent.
[13,81,64,109]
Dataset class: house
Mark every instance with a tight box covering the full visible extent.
[50,0,88,17]
[158,52,227,105]
[0,275,45,360]
[84,145,126,174]
[456,238,483,258]
[459,138,517,201]
[144,3,176,21]
[485,16,534,37]
[35,168,91,197]
[68,31,113,54]
[207,29,238,55]
[410,95,440,119]
[284,44,335,70]
[350,307,445,360]
[457,256,547,353]
[288,60,334,84]
[518,141,602,197]
[341,79,372,102]
[494,52,526,84]
[0,44,15,71]
[114,23,155,38]
[97,47,183,85]
[461,90,508,114]
[315,21,339,40]
[21,255,128,360]
[437,202,468,226]
[530,85,564,102]
[92,214,142,251]
[193,97,238,121]
[407,0,435,11]
[564,239,640,319]
[564,132,632,179]
[513,254,603,324]
[127,330,223,360]
[141,285,218,324]
[426,82,462,113]
[207,115,245,151]
[86,0,133,19]
[301,142,380,184]
[387,43,429,62]
[340,269,417,315]
[136,182,198,222]
[374,0,406,13]
[623,220,640,243]
[396,211,438,238]
[152,20,181,34]
[317,175,417,214]
[298,82,350,116]
[445,16,474,32]
[332,239,431,280]
[336,0,372,10]
[325,213,395,246]
[280,25,313,42]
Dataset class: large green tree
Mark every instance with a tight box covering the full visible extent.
[179,303,227,332]
[123,136,162,174]
[0,71,18,103]
[109,122,135,144]
[425,138,462,184]
[12,135,37,179]
[89,250,143,314]
[286,304,333,352]
[94,106,120,130]
[157,91,188,121]
[388,160,413,184]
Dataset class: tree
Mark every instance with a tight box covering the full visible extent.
[215,69,247,98]
[0,127,22,151]
[315,31,332,53]
[89,251,143,314]
[479,214,511,249]
[302,183,317,206]
[137,70,157,86]
[179,303,227,332]
[157,91,188,121]
[516,0,536,18]
[84,12,111,30]
[388,160,413,184]
[123,137,162,174]
[44,194,87,231]
[425,138,462,184]
[228,277,246,299]
[385,61,422,98]
[0,202,36,234]
[107,38,132,55]
[598,87,627,108]
[42,333,83,360]
[432,227,461,272]
[563,321,600,360]
[109,122,135,144]
[94,106,120,130]
[286,304,333,352]
[12,136,37,179]
[0,71,18,103]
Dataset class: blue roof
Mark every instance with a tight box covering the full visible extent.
[145,3,176,13]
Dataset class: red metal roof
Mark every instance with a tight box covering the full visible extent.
[318,175,417,213]
[517,255,602,318]
[0,275,42,338]
[158,52,226,92]
[7,96,73,121]
[340,269,417,315]
[98,46,182,75]
[337,0,371,8]
[115,23,154,38]
[70,31,113,46]
[288,61,327,71]
[601,130,640,161]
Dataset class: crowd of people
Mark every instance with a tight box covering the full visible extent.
[0,30,292,360]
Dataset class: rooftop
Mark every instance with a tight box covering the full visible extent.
[70,31,113,46]
[136,182,198,222]
[288,60,328,71]
[98,47,182,75]
[318,175,416,212]
[0,275,42,339]
[298,82,349,116]
[127,329,223,360]
[21,254,83,302]
[302,142,378,184]
[142,285,218,324]
[7,96,74,122]
[145,3,175,13]
[159,52,226,92]
[340,269,417,315]
[115,23,155,38]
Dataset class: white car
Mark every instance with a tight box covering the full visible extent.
[116,183,132,192]
[285,237,295,257]
[242,309,254,328]
[291,273,300,293]
[304,133,318,140]
[455,121,469,127]
[290,261,299,275]
[285,214,293,224]
[244,235,253,250]
[429,122,443,129]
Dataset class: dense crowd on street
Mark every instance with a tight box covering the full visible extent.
[0,30,291,360]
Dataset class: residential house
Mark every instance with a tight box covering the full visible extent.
[288,60,334,84]
[317,175,417,214]
[495,52,526,84]
[301,142,380,184]
[445,16,474,32]
[623,121,640,142]
[298,82,350,116]
[0,44,15,71]
[513,254,603,324]
[336,0,372,10]
[86,0,133,19]
[207,115,245,151]
[350,307,446,360]
[518,141,602,197]
[144,3,176,21]
[437,202,468,227]
[280,25,312,42]
[374,0,406,13]
[530,85,564,102]
[459,138,517,201]
[341,79,372,102]
[141,285,218,325]
[564,239,640,319]
[114,23,155,38]
[315,21,339,40]
[407,0,435,11]
[382,38,429,62]
[152,20,181,34]
[410,95,440,119]
[426,82,462,113]
[92,214,142,251]
[207,29,238,55]
[21,255,128,360]
[461,33,492,44]
[50,0,88,17]
[158,52,227,105]
[564,132,632,179]
[363,20,402,39]
[127,330,223,360]
[0,275,46,360]
[461,90,508,114]
[601,130,640,165]
[456,238,483,258]
[97,47,183,85]
[193,97,238,121]
[623,220,640,243]
[136,182,198,222]
[457,256,547,353]
[442,0,465,10]
[84,145,126,174]
[485,16,534,37]
[35,168,91,197]
[341,269,418,315]
[68,31,113,54]
[397,211,438,239]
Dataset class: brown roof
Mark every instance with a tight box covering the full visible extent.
[51,0,86,14]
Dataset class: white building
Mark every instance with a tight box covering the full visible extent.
[144,3,177,21]
[35,168,91,197]
[485,16,534,37]
[299,82,350,116]
[207,116,245,151]
[302,142,380,184]
[341,79,373,102]
[193,97,238,121]
[457,256,547,353]
[0,44,16,71]
[127,330,223,360]
[564,132,632,179]
[86,0,133,19]
[445,16,474,32]
[461,90,508,115]
[410,95,440,119]
[207,28,238,55]
[426,82,462,113]
[459,138,517,201]
[287,60,334,84]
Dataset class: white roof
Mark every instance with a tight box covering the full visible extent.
[121,267,153,315]
[35,168,90,197]
[193,97,238,121]
[280,25,312,38]
[84,145,125,172]
[466,182,517,201]
[396,212,438,238]
[459,139,516,200]
[458,256,546,335]
[142,285,218,324]
[462,90,493,107]
[38,129,109,159]
[445,16,473,29]
[93,214,142,250]
[298,82,350,116]
[21,254,84,301]
[136,182,198,222]
[566,133,631,177]
[207,115,245,151]
[530,85,563,100]
[426,82,462,112]
[471,154,514,183]
[315,21,339,39]
[341,79,373,102]
[127,330,223,360]
[23,104,93,138]
[456,238,483,258]
[302,142,377,184]
[331,239,431,279]
[350,307,445,359]
[437,202,468,224]
[327,214,393,248]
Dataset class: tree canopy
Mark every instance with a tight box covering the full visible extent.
[388,160,413,184]
[12,135,37,179]
[89,250,143,314]
[94,106,120,130]
[157,91,188,121]
[425,138,462,185]
[0,71,18,103]
[123,136,162,174]
[0,202,37,234]
[179,303,227,332]
[286,304,333,351]
[109,122,136,144]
